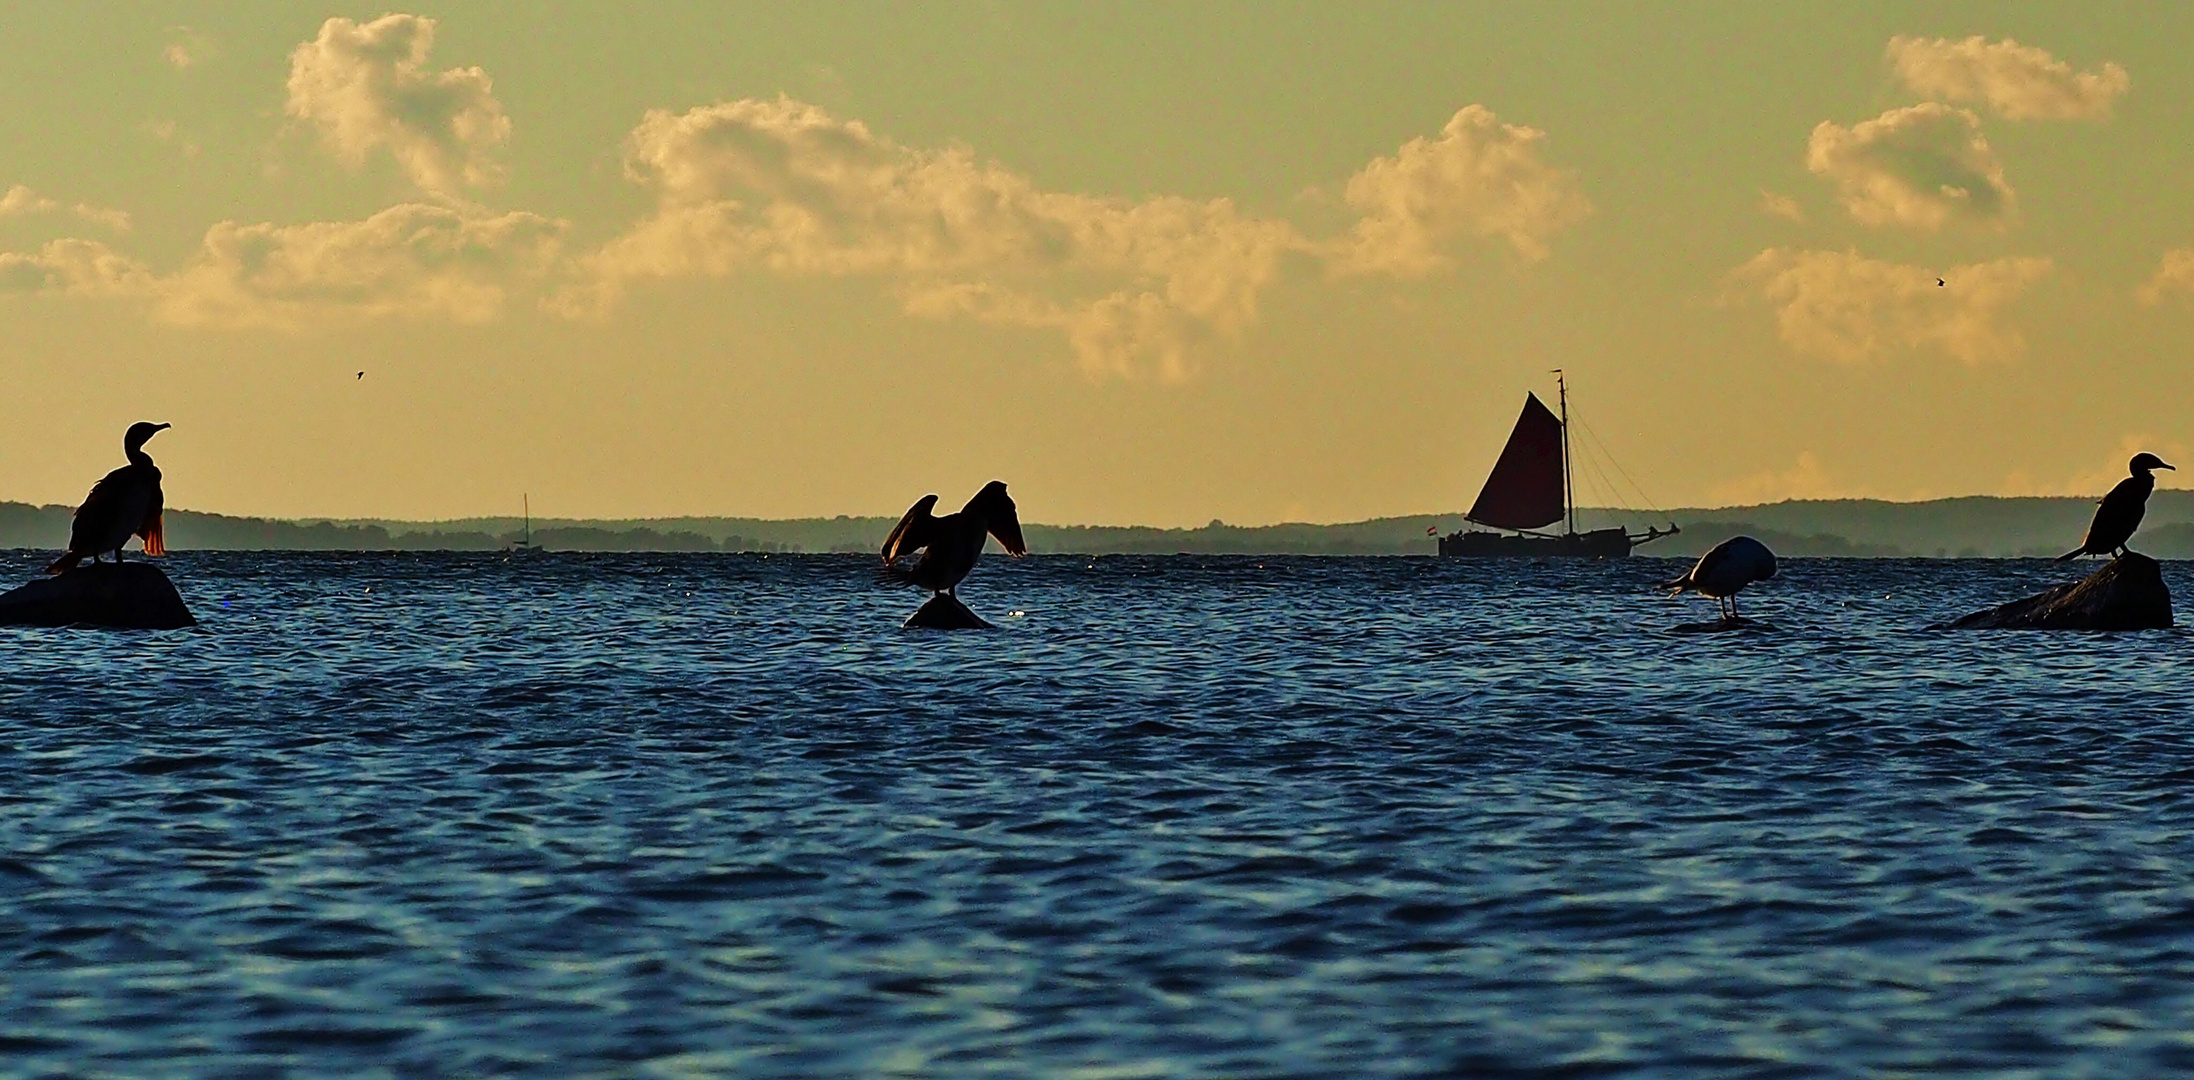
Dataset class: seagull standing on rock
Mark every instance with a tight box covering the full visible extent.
[1666,535,1778,621]
[2058,453,2174,561]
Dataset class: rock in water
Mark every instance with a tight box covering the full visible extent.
[902,593,991,630]
[0,563,197,630]
[1940,554,2172,630]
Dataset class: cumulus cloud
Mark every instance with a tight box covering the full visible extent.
[568,96,1585,379]
[570,96,1308,381]
[1758,190,1805,222]
[164,27,220,71]
[1807,104,2014,230]
[1331,104,1591,273]
[0,184,130,230]
[285,14,511,197]
[1887,36,2129,121]
[1729,247,2051,364]
[157,204,566,328]
[2139,248,2194,305]
[1,205,564,328]
[0,239,154,296]
[2002,435,2191,497]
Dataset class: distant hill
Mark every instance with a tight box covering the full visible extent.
[1,493,2188,557]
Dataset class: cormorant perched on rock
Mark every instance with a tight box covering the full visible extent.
[882,481,1027,595]
[1667,535,1777,620]
[2058,453,2174,561]
[45,422,170,575]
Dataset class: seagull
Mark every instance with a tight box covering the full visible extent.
[881,481,1027,595]
[45,422,170,574]
[2058,453,2175,560]
[1666,535,1778,621]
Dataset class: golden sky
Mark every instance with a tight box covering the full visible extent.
[4,4,2191,525]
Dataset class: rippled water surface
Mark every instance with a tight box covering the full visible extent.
[4,552,2194,1077]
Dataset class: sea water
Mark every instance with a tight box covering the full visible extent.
[1,552,2191,1078]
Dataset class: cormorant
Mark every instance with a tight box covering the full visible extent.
[1666,535,1777,620]
[2058,453,2174,561]
[881,481,1027,594]
[45,422,170,574]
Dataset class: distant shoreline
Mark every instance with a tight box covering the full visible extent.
[6,494,2193,559]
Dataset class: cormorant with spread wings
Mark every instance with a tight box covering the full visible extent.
[46,422,170,575]
[881,481,1027,594]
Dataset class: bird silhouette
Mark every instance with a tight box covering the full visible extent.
[1937,277,1946,287]
[2058,453,2174,560]
[356,371,364,379]
[881,481,1027,595]
[1666,535,1777,621]
[46,422,170,574]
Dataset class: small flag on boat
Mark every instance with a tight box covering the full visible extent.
[1426,526,1438,536]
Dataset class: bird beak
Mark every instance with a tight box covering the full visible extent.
[155,423,171,431]
[2163,462,2177,471]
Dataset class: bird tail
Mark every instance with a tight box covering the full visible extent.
[44,551,82,575]
[2054,548,2083,562]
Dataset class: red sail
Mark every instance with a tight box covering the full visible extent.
[1467,393,1565,531]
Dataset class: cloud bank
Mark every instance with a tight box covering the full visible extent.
[1806,104,2014,230]
[286,15,510,197]
[1887,36,2129,121]
[1730,247,2051,364]
[568,97,1581,379]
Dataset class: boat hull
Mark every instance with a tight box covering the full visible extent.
[1438,527,1637,559]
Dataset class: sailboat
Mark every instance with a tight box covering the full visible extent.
[508,494,544,555]
[1437,374,1678,558]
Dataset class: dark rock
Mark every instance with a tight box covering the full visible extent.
[902,593,991,630]
[0,563,197,630]
[1939,554,2172,630]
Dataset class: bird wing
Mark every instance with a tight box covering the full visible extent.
[137,483,166,556]
[882,495,940,564]
[988,500,1027,556]
[69,465,149,555]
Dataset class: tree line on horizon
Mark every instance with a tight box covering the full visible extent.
[3,495,2194,558]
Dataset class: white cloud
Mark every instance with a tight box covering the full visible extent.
[0,184,131,230]
[1331,104,1591,273]
[1887,36,2129,121]
[1708,451,1879,505]
[164,27,220,71]
[1758,190,1805,222]
[285,14,510,197]
[2002,435,2190,496]
[1729,247,2051,364]
[157,204,566,329]
[0,239,154,296]
[571,96,1308,381]
[1807,104,2014,230]
[2139,248,2194,305]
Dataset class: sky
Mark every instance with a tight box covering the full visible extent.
[4,2,2193,526]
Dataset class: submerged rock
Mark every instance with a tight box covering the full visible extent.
[1939,554,2172,631]
[0,562,197,630]
[902,593,991,630]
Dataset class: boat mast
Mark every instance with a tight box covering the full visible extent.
[1555,370,1574,537]
[523,493,531,547]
